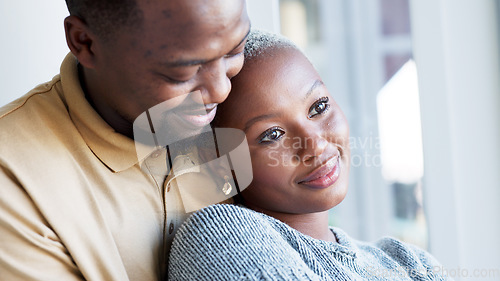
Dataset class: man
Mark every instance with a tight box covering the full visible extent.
[0,0,250,280]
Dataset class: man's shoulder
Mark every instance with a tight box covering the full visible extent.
[0,75,69,142]
[0,75,78,168]
[0,75,65,129]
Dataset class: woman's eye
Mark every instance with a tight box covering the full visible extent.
[258,127,285,144]
[308,97,330,118]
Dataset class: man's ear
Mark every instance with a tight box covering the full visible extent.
[64,15,97,69]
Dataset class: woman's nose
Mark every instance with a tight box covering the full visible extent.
[300,132,329,164]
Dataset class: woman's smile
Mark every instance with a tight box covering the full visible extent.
[298,155,340,189]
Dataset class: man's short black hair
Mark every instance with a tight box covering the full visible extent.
[65,0,143,39]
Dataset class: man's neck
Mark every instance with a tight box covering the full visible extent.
[78,64,134,138]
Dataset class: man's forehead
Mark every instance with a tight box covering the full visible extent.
[132,0,249,63]
[136,0,246,20]
[158,28,250,68]
[134,0,247,40]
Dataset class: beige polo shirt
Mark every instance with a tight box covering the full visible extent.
[0,54,204,281]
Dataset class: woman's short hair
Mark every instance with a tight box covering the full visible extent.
[244,29,298,62]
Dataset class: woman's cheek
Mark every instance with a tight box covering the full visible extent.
[249,149,284,184]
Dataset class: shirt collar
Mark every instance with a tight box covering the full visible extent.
[59,53,154,172]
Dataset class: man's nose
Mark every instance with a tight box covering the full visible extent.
[199,58,236,105]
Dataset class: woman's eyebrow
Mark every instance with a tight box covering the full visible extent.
[243,80,324,132]
[304,80,325,101]
[243,113,280,132]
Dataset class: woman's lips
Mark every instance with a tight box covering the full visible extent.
[298,156,340,189]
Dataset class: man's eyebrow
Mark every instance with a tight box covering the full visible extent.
[304,80,325,101]
[160,25,251,68]
[243,113,280,132]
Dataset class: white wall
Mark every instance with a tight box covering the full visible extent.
[410,0,500,279]
[0,1,70,107]
[246,0,280,33]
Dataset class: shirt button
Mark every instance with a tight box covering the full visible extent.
[169,222,174,234]
[152,152,160,158]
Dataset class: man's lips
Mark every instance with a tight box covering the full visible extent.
[298,156,341,189]
[176,104,217,127]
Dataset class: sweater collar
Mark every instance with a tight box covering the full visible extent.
[329,227,358,257]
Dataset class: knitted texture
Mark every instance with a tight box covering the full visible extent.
[167,204,451,281]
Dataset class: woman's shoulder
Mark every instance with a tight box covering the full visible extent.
[168,204,320,280]
[332,227,436,263]
[373,236,445,275]
[188,203,260,221]
[372,236,440,266]
[335,229,448,280]
[171,204,300,257]
[171,204,298,250]
[178,204,267,235]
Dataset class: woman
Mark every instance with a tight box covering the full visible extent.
[167,30,450,281]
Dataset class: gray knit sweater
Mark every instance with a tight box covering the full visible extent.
[167,204,451,280]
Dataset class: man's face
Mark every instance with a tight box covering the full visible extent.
[89,0,250,135]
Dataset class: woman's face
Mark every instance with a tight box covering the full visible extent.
[216,47,350,215]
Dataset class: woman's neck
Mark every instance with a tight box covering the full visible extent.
[247,205,337,243]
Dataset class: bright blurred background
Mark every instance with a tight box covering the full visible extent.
[248,1,500,280]
[1,1,499,280]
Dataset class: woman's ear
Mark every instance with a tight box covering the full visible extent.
[64,15,97,69]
